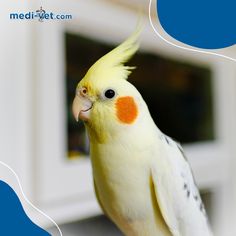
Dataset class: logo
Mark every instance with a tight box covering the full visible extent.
[10,7,73,22]
[36,7,46,22]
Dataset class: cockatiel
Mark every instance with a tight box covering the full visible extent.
[72,25,213,236]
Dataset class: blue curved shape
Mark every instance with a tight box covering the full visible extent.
[157,0,236,49]
[0,180,51,236]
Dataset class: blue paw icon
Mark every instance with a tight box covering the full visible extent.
[0,180,51,235]
[157,0,236,49]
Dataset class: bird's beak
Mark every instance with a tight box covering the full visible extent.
[72,95,93,122]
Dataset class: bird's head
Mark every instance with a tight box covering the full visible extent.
[72,25,147,143]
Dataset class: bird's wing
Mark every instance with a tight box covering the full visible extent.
[151,134,212,236]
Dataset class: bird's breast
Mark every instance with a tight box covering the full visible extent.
[91,143,152,220]
[90,141,172,236]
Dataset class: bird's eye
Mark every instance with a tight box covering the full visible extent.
[104,89,116,99]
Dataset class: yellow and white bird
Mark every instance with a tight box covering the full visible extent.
[72,26,213,236]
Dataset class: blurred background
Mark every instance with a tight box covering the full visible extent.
[1,0,236,235]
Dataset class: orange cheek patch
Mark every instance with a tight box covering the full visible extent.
[115,96,138,124]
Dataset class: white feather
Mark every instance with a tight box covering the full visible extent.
[151,133,213,236]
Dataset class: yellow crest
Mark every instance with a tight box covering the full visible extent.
[84,21,143,83]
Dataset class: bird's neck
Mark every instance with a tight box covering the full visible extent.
[86,111,160,148]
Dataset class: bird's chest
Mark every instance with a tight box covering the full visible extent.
[91,146,152,221]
